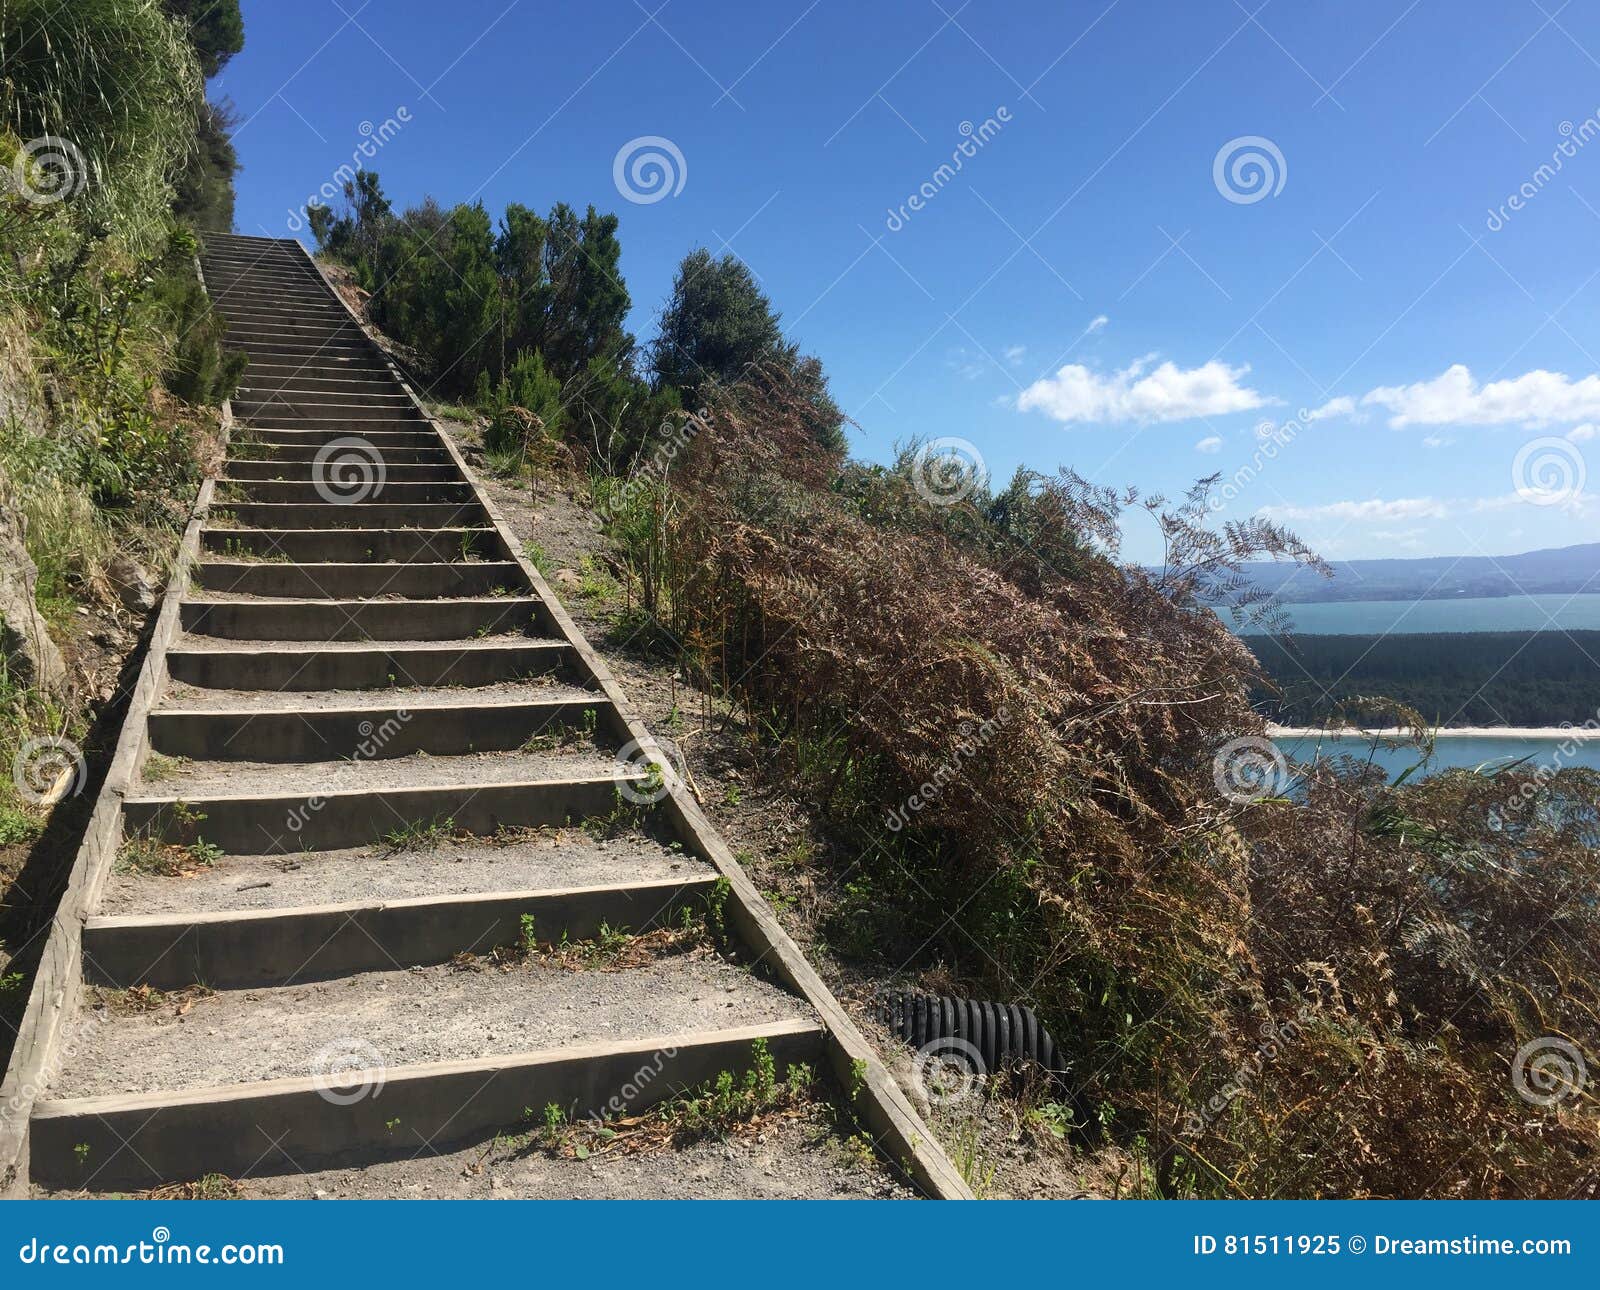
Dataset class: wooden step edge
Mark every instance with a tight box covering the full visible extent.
[29,1020,824,1190]
[82,875,717,990]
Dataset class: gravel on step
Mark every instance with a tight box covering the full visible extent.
[156,678,595,713]
[50,956,814,1100]
[132,746,622,797]
[97,830,714,915]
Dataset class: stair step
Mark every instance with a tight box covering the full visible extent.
[237,374,405,394]
[124,769,638,852]
[165,639,577,690]
[215,480,474,506]
[231,442,449,465]
[243,359,395,375]
[236,413,433,432]
[237,388,415,406]
[84,875,717,989]
[32,1018,822,1189]
[220,461,462,483]
[98,829,708,918]
[201,526,496,562]
[209,502,487,530]
[242,427,440,447]
[147,692,610,761]
[178,594,550,640]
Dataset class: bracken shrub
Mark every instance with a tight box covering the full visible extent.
[597,367,1600,1198]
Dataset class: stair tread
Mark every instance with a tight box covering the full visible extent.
[168,634,561,654]
[130,744,621,798]
[98,830,711,917]
[47,959,813,1102]
[157,678,594,713]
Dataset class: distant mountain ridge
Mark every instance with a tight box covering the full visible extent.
[1234,542,1600,603]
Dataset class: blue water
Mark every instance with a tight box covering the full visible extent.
[1276,732,1600,779]
[1237,593,1600,635]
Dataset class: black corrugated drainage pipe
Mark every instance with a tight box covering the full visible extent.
[878,990,1067,1087]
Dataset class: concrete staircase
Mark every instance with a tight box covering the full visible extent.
[7,233,965,1196]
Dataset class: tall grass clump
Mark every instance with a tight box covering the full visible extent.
[0,0,201,254]
[0,1,231,847]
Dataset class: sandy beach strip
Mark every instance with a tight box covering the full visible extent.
[1269,724,1600,741]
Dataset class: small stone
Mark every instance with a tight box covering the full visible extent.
[106,554,157,613]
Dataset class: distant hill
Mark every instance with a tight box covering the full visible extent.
[1233,542,1600,603]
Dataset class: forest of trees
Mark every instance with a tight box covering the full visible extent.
[307,179,844,470]
[1250,630,1600,726]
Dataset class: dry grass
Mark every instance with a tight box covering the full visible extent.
[589,367,1600,1198]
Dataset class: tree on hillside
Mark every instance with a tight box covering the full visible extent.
[173,98,239,230]
[541,203,630,379]
[160,0,244,230]
[494,202,550,367]
[651,249,845,457]
[650,250,781,398]
[161,0,245,78]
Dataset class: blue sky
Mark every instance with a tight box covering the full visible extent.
[219,0,1600,562]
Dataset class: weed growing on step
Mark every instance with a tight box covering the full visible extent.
[375,815,457,856]
[489,905,710,972]
[141,752,189,783]
[580,791,648,841]
[116,831,222,878]
[532,1039,820,1162]
[144,1174,244,1201]
[96,983,214,1017]
[522,708,598,754]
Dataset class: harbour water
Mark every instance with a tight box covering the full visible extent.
[1274,730,1600,780]
[1238,593,1600,636]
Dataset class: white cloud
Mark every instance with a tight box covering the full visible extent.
[1568,423,1597,442]
[1421,433,1454,449]
[1017,357,1267,425]
[1305,396,1355,421]
[1263,489,1593,527]
[1194,435,1223,453]
[1264,497,1449,523]
[1361,364,1600,428]
[1085,314,1109,335]
[1003,344,1026,366]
